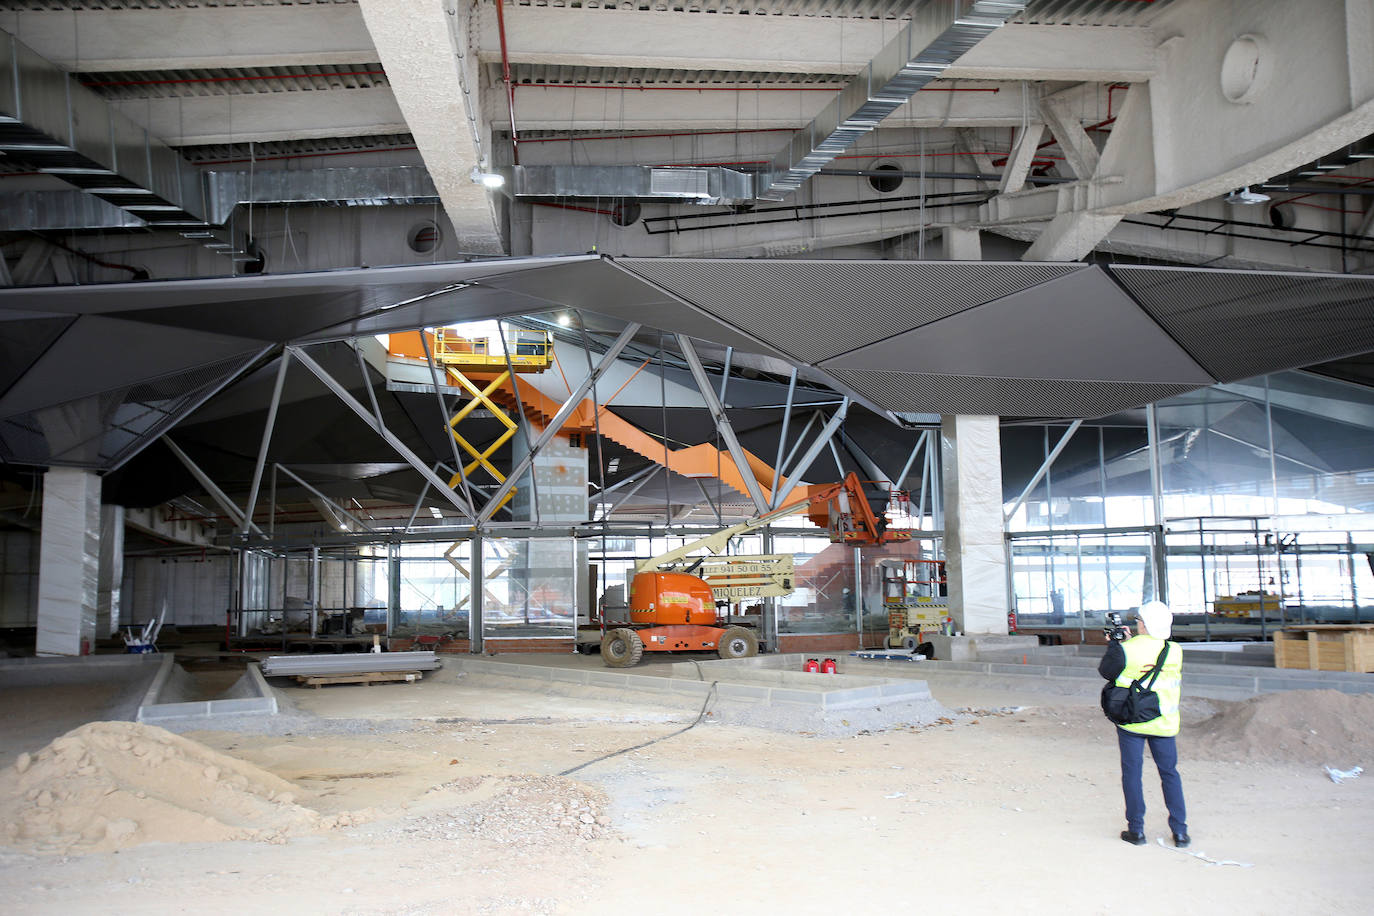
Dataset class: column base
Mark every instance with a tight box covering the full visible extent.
[928,633,1041,661]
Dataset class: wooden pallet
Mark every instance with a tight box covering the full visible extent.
[1273,625,1374,673]
[295,670,425,688]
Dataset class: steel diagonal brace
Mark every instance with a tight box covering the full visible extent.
[678,335,771,514]
[288,345,476,520]
[476,322,642,525]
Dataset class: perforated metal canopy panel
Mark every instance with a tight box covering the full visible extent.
[1109,266,1374,384]
[826,370,1200,418]
[819,267,1214,384]
[616,258,1083,364]
[0,352,260,469]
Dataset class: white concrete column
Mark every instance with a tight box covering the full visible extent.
[36,468,101,656]
[940,415,1008,635]
[944,226,983,260]
[97,504,124,637]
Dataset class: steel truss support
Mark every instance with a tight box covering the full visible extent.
[161,435,262,535]
[770,399,851,509]
[896,431,927,493]
[677,335,770,515]
[242,351,290,536]
[477,322,642,525]
[274,463,377,533]
[1004,418,1082,523]
[839,431,891,485]
[600,465,658,519]
[288,345,476,520]
[770,368,799,499]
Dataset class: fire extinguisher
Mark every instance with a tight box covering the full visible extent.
[1007,608,1018,632]
[803,658,820,673]
[821,658,837,674]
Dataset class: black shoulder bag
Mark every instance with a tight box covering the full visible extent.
[1100,642,1170,726]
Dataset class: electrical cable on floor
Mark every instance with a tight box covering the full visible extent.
[557,680,718,777]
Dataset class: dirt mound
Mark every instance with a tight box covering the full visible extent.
[1190,690,1374,766]
[0,721,330,854]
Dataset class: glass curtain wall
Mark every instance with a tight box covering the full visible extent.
[1004,369,1374,637]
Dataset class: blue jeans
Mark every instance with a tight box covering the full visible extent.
[1117,727,1187,836]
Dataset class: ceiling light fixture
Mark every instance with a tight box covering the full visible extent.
[1224,187,1270,205]
[470,166,505,189]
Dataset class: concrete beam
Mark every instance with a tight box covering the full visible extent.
[497,81,1047,132]
[359,0,501,255]
[0,6,375,71]
[124,504,216,549]
[110,87,406,147]
[1123,0,1374,212]
[481,11,1156,81]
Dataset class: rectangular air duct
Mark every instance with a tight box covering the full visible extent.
[0,30,252,260]
[759,0,1026,200]
[511,164,755,205]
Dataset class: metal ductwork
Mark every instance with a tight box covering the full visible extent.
[203,166,440,224]
[511,164,755,205]
[759,0,1026,200]
[0,30,254,261]
[0,167,441,232]
[0,190,147,231]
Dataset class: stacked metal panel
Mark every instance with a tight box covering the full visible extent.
[260,651,440,677]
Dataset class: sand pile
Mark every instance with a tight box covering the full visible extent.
[0,721,330,854]
[1190,689,1374,766]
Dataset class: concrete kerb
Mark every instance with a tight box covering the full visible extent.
[135,656,278,723]
[847,644,1374,698]
[447,653,942,715]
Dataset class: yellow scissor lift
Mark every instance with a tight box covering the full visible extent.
[389,328,553,516]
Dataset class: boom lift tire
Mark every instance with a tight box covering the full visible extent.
[716,626,758,660]
[601,628,644,668]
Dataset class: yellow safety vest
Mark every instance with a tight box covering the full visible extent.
[1114,635,1182,737]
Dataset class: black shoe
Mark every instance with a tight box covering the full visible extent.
[1173,833,1190,848]
[1120,830,1147,846]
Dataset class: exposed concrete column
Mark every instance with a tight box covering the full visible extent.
[36,468,101,656]
[940,415,1007,635]
[96,504,124,638]
[944,226,982,261]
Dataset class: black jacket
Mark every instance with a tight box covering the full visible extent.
[1098,640,1126,681]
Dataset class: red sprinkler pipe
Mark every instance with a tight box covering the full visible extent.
[495,0,520,164]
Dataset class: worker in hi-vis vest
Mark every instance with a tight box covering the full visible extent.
[1097,600,1190,848]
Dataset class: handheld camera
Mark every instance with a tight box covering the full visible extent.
[1103,611,1130,641]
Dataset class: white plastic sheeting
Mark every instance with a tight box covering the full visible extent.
[123,555,232,628]
[940,415,1009,635]
[36,467,101,656]
[97,504,124,637]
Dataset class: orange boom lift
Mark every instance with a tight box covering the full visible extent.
[601,473,910,667]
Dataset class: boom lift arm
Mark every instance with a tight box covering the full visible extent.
[634,472,906,575]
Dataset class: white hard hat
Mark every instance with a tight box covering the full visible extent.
[1137,600,1173,639]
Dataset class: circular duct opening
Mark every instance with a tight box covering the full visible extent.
[239,252,265,275]
[868,163,903,194]
[1268,202,1297,230]
[1220,35,1269,104]
[407,220,443,254]
[611,200,642,227]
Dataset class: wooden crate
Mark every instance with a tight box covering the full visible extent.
[1273,625,1374,673]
